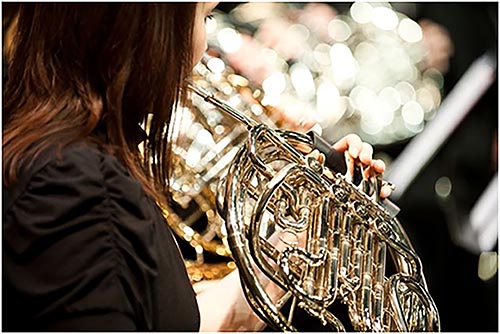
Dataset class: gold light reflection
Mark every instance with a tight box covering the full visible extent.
[313,43,332,66]
[206,57,225,74]
[316,81,344,127]
[399,18,423,43]
[478,252,498,281]
[402,101,424,126]
[435,176,452,198]
[328,18,352,42]
[262,72,287,98]
[330,43,358,88]
[217,27,242,53]
[290,63,316,100]
[350,2,373,24]
[372,6,399,31]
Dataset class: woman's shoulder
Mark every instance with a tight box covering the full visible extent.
[3,141,137,215]
[28,141,125,180]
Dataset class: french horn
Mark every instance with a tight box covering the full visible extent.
[187,82,441,332]
[166,2,445,283]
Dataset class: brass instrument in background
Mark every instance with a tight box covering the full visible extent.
[166,57,282,281]
[187,82,441,332]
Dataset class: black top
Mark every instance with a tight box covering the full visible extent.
[2,142,200,331]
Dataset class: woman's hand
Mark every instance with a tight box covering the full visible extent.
[332,133,393,198]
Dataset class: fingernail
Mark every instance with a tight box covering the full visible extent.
[360,152,370,162]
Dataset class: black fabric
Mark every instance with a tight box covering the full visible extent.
[2,142,200,331]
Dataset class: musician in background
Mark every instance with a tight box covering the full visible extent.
[2,3,390,331]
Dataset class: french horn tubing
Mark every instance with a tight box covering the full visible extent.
[187,81,441,332]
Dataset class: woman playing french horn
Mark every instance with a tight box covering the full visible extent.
[2,2,392,331]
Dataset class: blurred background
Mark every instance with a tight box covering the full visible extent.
[208,2,498,331]
[3,1,498,332]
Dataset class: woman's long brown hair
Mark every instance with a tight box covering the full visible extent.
[3,3,196,206]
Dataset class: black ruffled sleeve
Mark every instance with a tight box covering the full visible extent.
[2,144,200,331]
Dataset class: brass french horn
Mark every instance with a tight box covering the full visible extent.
[187,82,441,332]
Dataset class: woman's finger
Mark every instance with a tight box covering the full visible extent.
[332,134,363,158]
[371,159,386,174]
[380,184,393,198]
[359,142,373,165]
